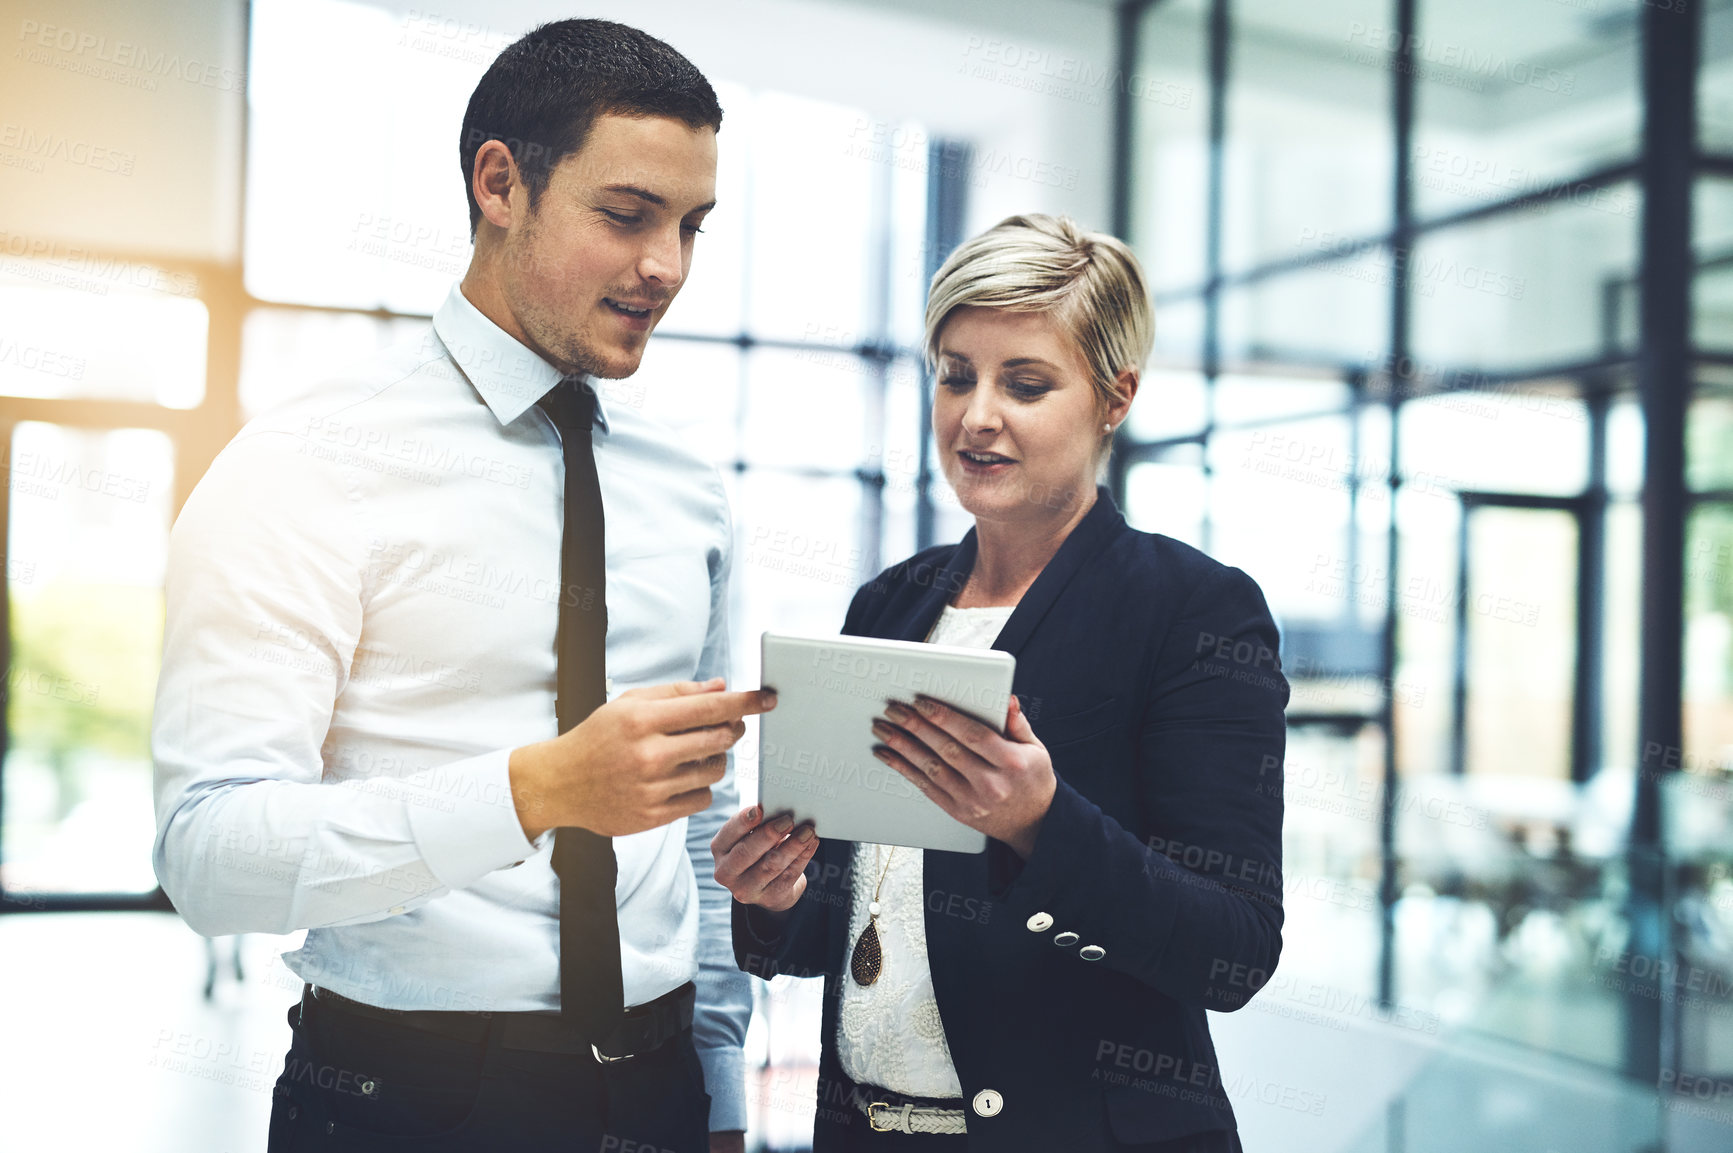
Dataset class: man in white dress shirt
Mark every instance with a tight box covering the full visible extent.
[151,19,767,1153]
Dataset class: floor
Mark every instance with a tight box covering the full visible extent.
[0,913,1724,1153]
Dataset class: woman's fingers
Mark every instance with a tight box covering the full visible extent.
[876,703,996,795]
[714,808,791,883]
[910,695,1008,757]
[1004,694,1039,743]
[710,803,764,861]
[760,833,820,906]
[874,741,971,823]
[713,806,819,908]
[884,698,1007,784]
[877,705,985,769]
[871,718,974,797]
[744,820,816,887]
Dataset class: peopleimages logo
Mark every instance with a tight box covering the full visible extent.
[957,35,1195,109]
[0,231,200,297]
[15,19,247,94]
[1342,22,1576,96]
[0,124,135,175]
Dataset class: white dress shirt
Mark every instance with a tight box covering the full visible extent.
[151,282,751,1129]
[836,602,1015,1098]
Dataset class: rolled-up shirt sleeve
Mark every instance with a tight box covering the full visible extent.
[151,428,534,938]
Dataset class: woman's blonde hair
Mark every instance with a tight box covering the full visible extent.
[922,214,1155,419]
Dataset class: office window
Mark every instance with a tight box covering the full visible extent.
[1128,0,1210,295]
[1408,184,1641,373]
[1125,368,1209,442]
[1218,255,1392,367]
[1700,2,1733,152]
[1412,0,1640,219]
[245,0,467,313]
[1124,0,1688,1094]
[1399,390,1589,497]
[1207,414,1356,619]
[1697,177,1733,356]
[5,423,174,895]
[1125,451,1207,549]
[0,278,207,408]
[1223,0,1392,274]
[1150,297,1207,368]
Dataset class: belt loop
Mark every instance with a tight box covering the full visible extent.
[899,1103,913,1134]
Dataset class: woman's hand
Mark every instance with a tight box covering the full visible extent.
[711,805,819,912]
[871,694,1056,859]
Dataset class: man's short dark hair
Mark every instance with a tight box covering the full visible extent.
[460,19,723,239]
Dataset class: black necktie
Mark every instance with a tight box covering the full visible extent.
[536,378,623,1038]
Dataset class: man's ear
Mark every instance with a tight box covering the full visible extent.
[472,139,521,233]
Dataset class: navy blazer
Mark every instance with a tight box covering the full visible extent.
[734,487,1288,1151]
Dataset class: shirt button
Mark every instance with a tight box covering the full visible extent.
[1053,931,1080,947]
[1025,912,1054,933]
[972,1088,1003,1117]
[1079,944,1107,961]
[389,906,406,916]
[605,676,615,693]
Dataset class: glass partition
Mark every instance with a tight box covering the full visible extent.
[1412,0,1640,220]
[1223,0,1392,274]
[1123,1,1706,1125]
[4,423,175,895]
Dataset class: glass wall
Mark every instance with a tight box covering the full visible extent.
[2,268,206,900]
[1124,0,1729,1148]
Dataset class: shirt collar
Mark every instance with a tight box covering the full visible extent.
[431,282,611,434]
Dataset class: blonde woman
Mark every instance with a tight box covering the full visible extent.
[714,215,1286,1152]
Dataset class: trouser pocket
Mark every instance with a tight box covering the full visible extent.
[268,997,486,1148]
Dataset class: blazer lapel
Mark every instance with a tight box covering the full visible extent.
[898,531,979,644]
[989,486,1127,657]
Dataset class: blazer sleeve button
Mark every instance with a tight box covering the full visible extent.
[972,1089,1003,1117]
[1079,944,1107,961]
[1053,931,1080,947]
[1025,912,1054,933]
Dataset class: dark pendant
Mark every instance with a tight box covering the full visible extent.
[850,918,883,986]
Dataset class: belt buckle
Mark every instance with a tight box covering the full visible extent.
[591,1042,636,1064]
[867,1102,903,1133]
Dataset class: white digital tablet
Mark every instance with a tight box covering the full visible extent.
[757,631,1016,854]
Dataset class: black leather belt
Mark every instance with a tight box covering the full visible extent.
[303,981,694,1062]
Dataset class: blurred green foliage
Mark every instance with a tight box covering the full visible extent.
[8,583,163,780]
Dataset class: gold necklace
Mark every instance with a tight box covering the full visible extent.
[849,845,897,986]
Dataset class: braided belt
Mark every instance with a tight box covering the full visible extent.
[850,1084,969,1135]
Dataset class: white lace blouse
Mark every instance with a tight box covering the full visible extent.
[835,602,1016,1098]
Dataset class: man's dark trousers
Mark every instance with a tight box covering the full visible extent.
[266,987,711,1152]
